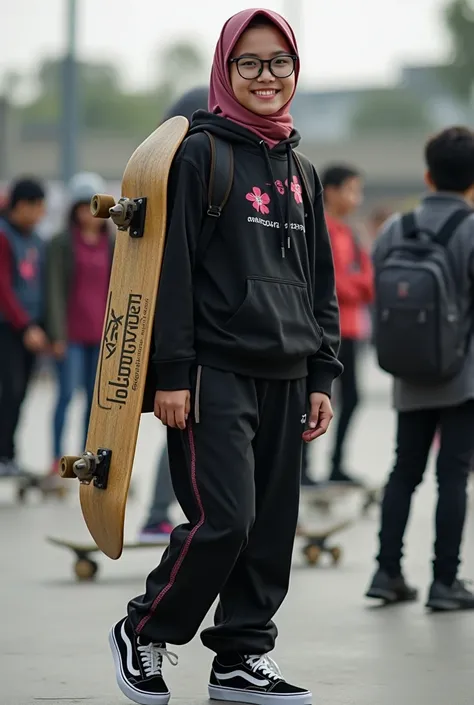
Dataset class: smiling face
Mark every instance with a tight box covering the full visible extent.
[229,23,297,116]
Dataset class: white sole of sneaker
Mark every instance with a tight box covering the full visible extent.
[108,627,170,705]
[208,684,312,704]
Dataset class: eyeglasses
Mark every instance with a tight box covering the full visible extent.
[229,54,298,80]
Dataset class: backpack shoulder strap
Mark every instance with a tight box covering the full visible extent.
[292,150,315,204]
[400,212,417,239]
[196,131,234,264]
[435,208,473,246]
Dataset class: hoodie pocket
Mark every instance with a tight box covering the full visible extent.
[223,276,322,359]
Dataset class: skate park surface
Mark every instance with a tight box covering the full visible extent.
[2,349,474,705]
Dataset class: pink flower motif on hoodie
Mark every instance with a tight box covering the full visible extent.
[246,186,271,215]
[275,180,285,195]
[291,175,303,204]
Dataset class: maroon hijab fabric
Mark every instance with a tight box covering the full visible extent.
[208,8,299,148]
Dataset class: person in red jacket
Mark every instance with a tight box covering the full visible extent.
[321,165,374,484]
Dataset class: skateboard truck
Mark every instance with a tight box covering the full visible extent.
[90,193,147,238]
[61,449,112,490]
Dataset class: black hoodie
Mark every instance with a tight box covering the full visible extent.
[152,110,342,396]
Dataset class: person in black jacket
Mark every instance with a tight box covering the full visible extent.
[109,9,342,705]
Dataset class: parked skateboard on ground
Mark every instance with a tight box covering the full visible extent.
[295,518,353,566]
[301,482,382,515]
[47,536,169,581]
[59,116,189,560]
[0,470,68,502]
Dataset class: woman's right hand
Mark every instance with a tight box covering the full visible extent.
[154,390,191,430]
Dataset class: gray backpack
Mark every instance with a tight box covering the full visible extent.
[373,208,473,384]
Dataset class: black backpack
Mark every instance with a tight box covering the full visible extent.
[373,208,473,384]
[196,133,315,265]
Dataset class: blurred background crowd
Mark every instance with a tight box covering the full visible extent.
[1,0,474,514]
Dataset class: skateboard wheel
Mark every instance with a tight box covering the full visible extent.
[91,194,116,219]
[312,499,331,513]
[74,558,98,581]
[59,456,81,479]
[41,485,68,500]
[330,546,342,564]
[304,544,321,566]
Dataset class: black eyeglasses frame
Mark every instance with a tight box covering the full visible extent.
[229,54,298,80]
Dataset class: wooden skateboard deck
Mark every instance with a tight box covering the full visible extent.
[47,536,169,581]
[301,482,382,515]
[59,116,189,560]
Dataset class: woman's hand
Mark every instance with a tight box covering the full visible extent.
[154,390,191,430]
[302,392,334,442]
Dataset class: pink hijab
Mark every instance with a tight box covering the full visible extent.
[209,8,299,149]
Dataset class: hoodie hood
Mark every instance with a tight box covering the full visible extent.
[189,109,300,152]
[189,110,302,258]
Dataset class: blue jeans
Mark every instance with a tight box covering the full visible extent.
[53,343,100,459]
[143,445,176,527]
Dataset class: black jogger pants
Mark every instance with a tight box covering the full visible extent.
[127,366,307,654]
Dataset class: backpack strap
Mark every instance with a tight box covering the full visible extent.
[435,208,473,246]
[401,208,473,244]
[400,212,418,239]
[292,150,315,204]
[196,131,234,264]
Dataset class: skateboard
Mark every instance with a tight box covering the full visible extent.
[47,536,169,581]
[59,115,189,560]
[0,470,68,502]
[301,482,382,515]
[295,518,353,566]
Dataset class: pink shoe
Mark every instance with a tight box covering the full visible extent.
[138,521,174,544]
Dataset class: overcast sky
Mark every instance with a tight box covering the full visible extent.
[4,0,450,96]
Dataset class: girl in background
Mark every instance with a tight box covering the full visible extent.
[45,172,114,478]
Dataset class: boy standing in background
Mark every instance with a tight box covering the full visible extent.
[321,165,374,485]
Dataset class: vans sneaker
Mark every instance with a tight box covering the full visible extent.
[109,617,177,705]
[209,652,312,704]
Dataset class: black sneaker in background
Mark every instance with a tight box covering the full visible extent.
[365,569,418,604]
[426,579,474,611]
[109,617,177,705]
[209,652,312,704]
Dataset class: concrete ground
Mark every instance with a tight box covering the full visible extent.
[2,349,474,705]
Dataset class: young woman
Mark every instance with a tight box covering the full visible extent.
[45,173,113,477]
[109,9,342,705]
